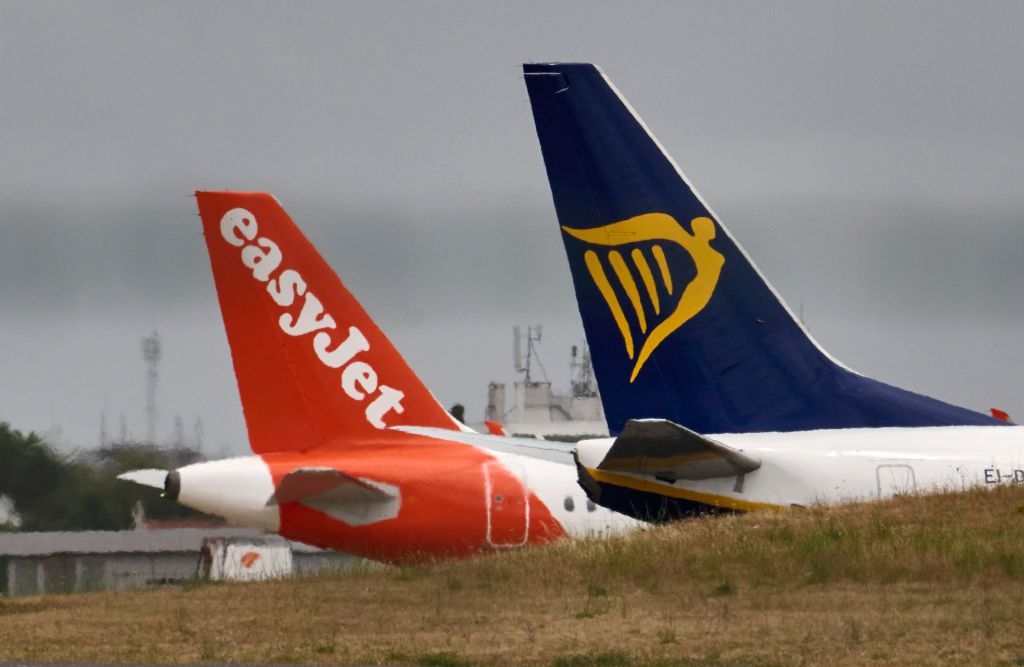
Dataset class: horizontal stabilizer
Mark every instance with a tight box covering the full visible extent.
[269,467,401,527]
[597,419,760,481]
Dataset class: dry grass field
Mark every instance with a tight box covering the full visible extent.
[4,485,1024,666]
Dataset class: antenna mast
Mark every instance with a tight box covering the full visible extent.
[570,342,597,398]
[513,325,546,383]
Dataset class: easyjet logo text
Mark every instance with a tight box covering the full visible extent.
[220,207,405,429]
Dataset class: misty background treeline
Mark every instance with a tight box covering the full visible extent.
[0,421,207,531]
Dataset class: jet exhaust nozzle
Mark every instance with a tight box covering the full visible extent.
[164,470,181,501]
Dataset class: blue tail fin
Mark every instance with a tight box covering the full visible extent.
[523,63,1000,435]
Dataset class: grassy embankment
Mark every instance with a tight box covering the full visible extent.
[3,485,1024,666]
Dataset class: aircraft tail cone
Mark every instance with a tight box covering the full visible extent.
[118,468,179,500]
[117,468,168,490]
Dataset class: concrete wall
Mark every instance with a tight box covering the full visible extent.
[5,550,358,596]
[6,552,201,596]
[293,551,360,576]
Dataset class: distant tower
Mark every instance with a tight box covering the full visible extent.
[99,410,109,448]
[570,343,598,398]
[141,331,162,444]
[172,414,185,450]
[513,325,547,384]
[192,417,205,455]
[99,395,111,447]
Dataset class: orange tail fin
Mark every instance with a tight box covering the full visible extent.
[195,191,461,454]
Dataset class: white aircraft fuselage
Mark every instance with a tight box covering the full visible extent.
[577,425,1024,515]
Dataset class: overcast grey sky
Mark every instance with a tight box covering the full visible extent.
[2,1,1022,454]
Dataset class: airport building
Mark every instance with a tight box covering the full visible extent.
[0,527,357,597]
[483,327,608,440]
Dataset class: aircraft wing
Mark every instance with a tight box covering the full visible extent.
[596,419,760,481]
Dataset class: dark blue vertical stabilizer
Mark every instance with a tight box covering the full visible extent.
[523,62,1000,435]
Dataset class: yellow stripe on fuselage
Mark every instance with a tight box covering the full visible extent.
[586,467,781,513]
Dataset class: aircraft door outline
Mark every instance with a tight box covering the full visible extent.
[876,464,917,498]
[483,460,530,548]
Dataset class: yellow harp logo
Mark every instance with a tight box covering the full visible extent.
[563,213,724,383]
